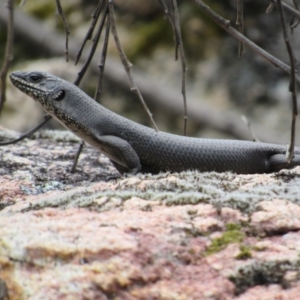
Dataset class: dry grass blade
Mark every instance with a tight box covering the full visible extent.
[108,0,158,131]
[0,0,14,115]
[55,0,70,61]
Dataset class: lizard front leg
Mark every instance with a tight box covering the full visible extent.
[93,135,141,174]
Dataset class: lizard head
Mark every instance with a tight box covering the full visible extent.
[9,71,95,134]
[9,71,68,113]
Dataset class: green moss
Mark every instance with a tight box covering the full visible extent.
[205,223,244,256]
[225,223,241,231]
[236,245,252,260]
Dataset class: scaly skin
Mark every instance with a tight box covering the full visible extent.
[9,71,300,174]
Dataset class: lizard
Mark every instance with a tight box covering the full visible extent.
[9,70,300,175]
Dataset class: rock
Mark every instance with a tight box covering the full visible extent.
[1,129,300,299]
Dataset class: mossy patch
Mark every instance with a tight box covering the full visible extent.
[235,245,252,260]
[205,223,244,256]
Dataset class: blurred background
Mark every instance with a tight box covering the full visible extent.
[0,0,299,144]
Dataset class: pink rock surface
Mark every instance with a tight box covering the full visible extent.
[0,206,234,299]
[1,132,300,299]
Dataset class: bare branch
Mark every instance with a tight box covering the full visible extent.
[73,10,111,173]
[71,141,84,173]
[158,0,178,56]
[171,0,188,136]
[276,0,298,163]
[74,3,108,86]
[191,0,300,82]
[0,0,14,115]
[72,2,108,171]
[268,1,300,19]
[108,0,158,131]
[75,0,104,65]
[283,0,300,18]
[2,7,297,143]
[289,0,300,30]
[94,17,110,102]
[158,0,188,135]
[55,0,70,62]
[0,115,52,145]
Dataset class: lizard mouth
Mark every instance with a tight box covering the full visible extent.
[10,74,45,100]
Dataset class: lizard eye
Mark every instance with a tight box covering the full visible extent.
[53,90,65,101]
[29,74,42,83]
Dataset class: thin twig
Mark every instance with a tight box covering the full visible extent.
[55,0,70,62]
[267,0,300,30]
[0,1,52,145]
[179,45,188,135]
[0,0,14,115]
[268,1,300,20]
[289,0,300,30]
[74,3,108,86]
[71,141,84,173]
[159,0,188,135]
[191,0,300,81]
[276,0,298,163]
[158,1,178,55]
[171,0,188,136]
[0,115,52,145]
[73,9,111,172]
[108,0,158,131]
[236,0,245,57]
[282,0,300,18]
[0,1,56,148]
[95,17,110,102]
[72,2,108,172]
[75,0,104,65]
